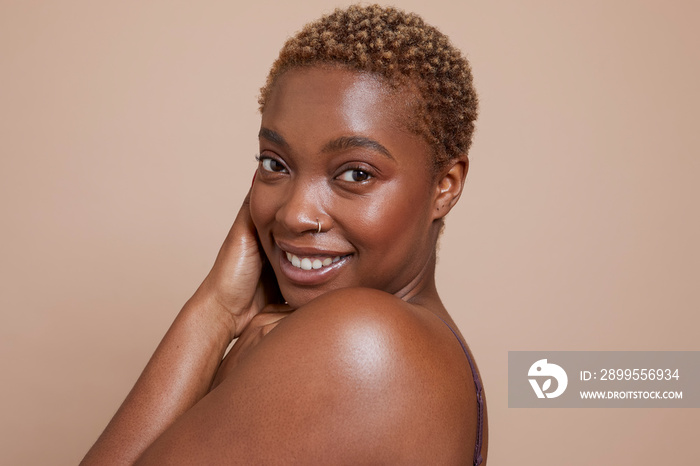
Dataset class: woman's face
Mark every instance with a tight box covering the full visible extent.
[250,66,443,308]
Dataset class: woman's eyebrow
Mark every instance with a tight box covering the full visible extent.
[322,136,394,160]
[258,127,288,148]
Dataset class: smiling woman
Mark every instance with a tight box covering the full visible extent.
[82,4,487,465]
[254,69,440,308]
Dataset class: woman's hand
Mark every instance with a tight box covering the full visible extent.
[191,188,284,340]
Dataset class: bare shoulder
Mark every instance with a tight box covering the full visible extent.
[138,288,479,464]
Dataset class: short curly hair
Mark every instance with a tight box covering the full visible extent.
[258,4,478,171]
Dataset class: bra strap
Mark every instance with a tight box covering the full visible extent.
[435,315,484,466]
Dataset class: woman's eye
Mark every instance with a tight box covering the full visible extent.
[338,168,371,182]
[260,157,287,173]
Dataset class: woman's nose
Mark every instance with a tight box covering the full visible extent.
[275,179,326,235]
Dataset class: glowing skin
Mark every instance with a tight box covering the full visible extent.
[250,67,441,308]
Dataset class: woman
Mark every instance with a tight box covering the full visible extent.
[83,4,487,465]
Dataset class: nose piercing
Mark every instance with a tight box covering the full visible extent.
[316,218,322,234]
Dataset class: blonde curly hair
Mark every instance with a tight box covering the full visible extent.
[259,4,478,170]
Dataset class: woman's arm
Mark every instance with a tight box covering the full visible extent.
[82,194,279,465]
[80,295,232,464]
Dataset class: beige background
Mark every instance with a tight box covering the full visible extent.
[1,0,698,464]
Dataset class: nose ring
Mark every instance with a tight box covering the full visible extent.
[316,218,322,234]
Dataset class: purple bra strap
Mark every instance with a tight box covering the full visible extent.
[436,316,484,466]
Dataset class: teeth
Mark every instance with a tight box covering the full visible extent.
[285,252,343,270]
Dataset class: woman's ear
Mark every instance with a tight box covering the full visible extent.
[432,157,469,220]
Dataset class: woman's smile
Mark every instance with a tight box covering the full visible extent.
[274,238,353,285]
[250,66,441,308]
[278,249,353,286]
